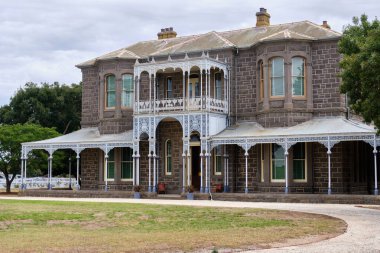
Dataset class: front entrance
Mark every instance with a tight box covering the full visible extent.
[191,146,201,191]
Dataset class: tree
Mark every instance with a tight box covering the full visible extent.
[0,124,60,192]
[0,82,82,134]
[339,14,380,131]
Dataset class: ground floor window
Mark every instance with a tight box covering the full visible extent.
[165,140,172,175]
[293,143,306,181]
[106,149,115,180]
[271,144,285,181]
[121,148,133,180]
[214,146,223,175]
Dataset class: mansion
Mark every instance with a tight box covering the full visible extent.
[23,8,379,195]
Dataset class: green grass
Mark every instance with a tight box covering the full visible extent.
[0,199,346,252]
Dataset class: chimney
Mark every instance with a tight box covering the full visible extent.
[157,27,177,39]
[256,8,270,27]
[321,21,331,29]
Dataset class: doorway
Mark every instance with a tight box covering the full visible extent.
[191,146,201,191]
[189,74,200,98]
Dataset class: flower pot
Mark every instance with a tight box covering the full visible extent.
[134,192,141,199]
[187,192,194,200]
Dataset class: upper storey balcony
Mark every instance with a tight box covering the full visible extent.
[133,53,230,115]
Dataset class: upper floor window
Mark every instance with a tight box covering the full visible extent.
[215,73,222,100]
[122,74,134,108]
[292,57,305,96]
[214,146,223,175]
[165,140,172,175]
[166,77,173,99]
[189,74,200,98]
[293,143,306,181]
[270,57,284,97]
[259,61,264,100]
[121,147,133,180]
[105,75,116,108]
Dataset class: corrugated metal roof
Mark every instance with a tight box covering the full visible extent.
[212,118,375,139]
[76,21,341,67]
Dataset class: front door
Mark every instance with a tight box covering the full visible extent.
[191,146,201,191]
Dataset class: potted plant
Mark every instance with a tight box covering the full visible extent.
[186,185,194,200]
[133,185,141,199]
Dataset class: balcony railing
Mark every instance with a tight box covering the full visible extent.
[136,97,228,114]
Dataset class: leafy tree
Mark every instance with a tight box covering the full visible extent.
[0,82,82,134]
[339,14,380,131]
[0,124,60,192]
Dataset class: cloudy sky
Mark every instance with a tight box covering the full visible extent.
[0,0,378,106]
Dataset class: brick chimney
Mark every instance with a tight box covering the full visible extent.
[321,21,331,29]
[157,27,177,39]
[256,8,270,27]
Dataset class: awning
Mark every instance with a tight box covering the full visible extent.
[22,127,134,155]
[211,117,379,150]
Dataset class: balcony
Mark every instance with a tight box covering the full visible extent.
[136,97,228,114]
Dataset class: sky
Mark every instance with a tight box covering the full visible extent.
[0,0,379,106]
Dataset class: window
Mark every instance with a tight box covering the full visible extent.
[121,148,133,180]
[270,57,284,97]
[215,73,222,100]
[105,75,116,108]
[166,77,173,98]
[293,143,306,181]
[165,140,172,175]
[292,57,305,96]
[259,61,264,100]
[122,74,134,107]
[271,144,285,181]
[261,144,265,182]
[105,149,115,180]
[214,146,223,175]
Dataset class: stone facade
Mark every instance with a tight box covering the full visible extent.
[77,19,377,195]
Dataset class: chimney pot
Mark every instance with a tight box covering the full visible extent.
[161,28,165,32]
[157,27,177,40]
[321,20,331,29]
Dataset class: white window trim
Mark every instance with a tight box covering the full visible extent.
[121,147,134,181]
[165,139,172,175]
[121,74,134,108]
[270,144,285,183]
[293,143,307,183]
[105,75,116,109]
[214,146,223,176]
[214,72,222,100]
[104,151,115,182]
[291,57,306,97]
[270,57,285,98]
[166,77,173,99]
[261,144,265,182]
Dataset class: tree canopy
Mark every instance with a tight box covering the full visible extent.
[0,124,60,192]
[339,14,380,131]
[0,82,82,134]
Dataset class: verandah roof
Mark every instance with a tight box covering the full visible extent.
[210,117,380,150]
[22,128,133,155]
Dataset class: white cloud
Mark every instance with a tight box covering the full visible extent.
[0,0,379,105]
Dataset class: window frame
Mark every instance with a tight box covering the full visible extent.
[105,75,116,109]
[166,77,173,99]
[292,143,307,182]
[291,57,306,98]
[104,149,115,181]
[214,72,222,100]
[214,146,223,175]
[270,143,285,182]
[121,73,134,108]
[259,61,264,101]
[165,139,172,175]
[269,57,285,98]
[260,144,265,182]
[121,147,133,181]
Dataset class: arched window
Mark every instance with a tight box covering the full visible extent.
[270,57,284,97]
[258,61,264,100]
[121,148,133,180]
[165,140,172,175]
[214,72,222,100]
[292,57,305,96]
[105,75,116,108]
[122,74,134,108]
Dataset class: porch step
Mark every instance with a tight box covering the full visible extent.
[156,194,184,200]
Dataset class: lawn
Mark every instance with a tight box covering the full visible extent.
[0,199,346,252]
